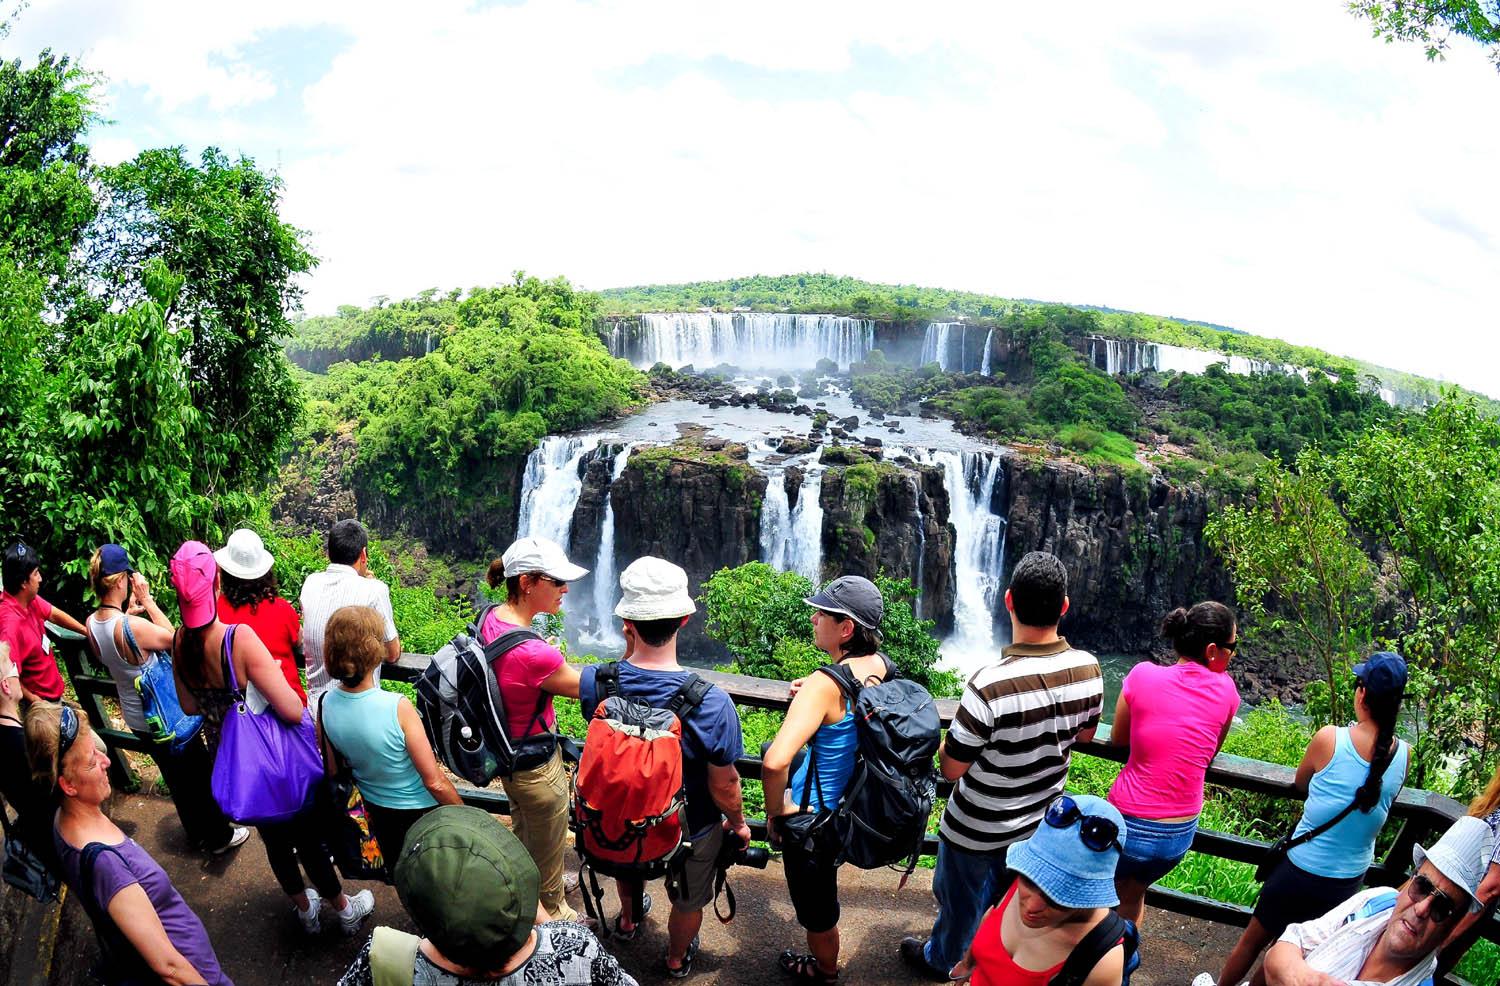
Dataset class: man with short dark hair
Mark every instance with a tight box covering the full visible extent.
[299,520,399,696]
[1,542,87,702]
[577,557,749,978]
[901,551,1105,981]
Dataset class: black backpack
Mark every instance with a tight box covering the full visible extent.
[1049,909,1140,986]
[815,660,940,875]
[415,607,556,786]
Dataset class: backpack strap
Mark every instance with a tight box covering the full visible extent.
[79,842,155,981]
[1049,910,1127,986]
[814,662,860,702]
[594,660,622,701]
[369,926,422,986]
[667,673,712,718]
[482,627,549,737]
[468,602,499,640]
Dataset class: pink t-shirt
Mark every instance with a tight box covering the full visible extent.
[1107,660,1241,818]
[478,611,563,738]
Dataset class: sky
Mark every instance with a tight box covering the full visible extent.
[4,1,1499,394]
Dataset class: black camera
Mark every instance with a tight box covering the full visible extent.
[716,828,770,870]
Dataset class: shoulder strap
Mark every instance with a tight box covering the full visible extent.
[369,926,422,986]
[119,615,145,666]
[595,660,622,700]
[1285,797,1363,852]
[221,624,242,698]
[814,663,859,702]
[317,691,347,771]
[482,626,544,663]
[1049,910,1126,986]
[667,673,712,718]
[880,653,899,681]
[469,603,499,640]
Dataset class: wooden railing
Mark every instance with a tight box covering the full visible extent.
[50,631,1491,983]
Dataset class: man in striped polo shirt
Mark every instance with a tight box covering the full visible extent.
[901,551,1104,980]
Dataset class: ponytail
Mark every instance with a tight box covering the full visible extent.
[1357,687,1402,812]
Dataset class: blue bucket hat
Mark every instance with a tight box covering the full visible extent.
[1007,794,1126,909]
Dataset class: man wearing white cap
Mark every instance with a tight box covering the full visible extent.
[1260,815,1493,986]
[577,557,750,978]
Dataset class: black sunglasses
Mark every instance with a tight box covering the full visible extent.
[1218,638,1238,653]
[1407,873,1461,924]
[1043,795,1122,854]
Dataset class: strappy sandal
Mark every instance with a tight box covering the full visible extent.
[778,950,839,983]
[612,892,652,941]
[666,935,700,979]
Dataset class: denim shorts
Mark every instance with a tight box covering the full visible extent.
[1114,813,1198,885]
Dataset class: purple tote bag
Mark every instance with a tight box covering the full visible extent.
[210,625,324,825]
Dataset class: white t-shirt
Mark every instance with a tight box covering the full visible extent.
[299,564,398,696]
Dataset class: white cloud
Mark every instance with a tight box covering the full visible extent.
[3,0,1497,392]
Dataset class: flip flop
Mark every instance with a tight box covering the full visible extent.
[666,935,700,979]
[611,892,652,941]
[778,950,839,983]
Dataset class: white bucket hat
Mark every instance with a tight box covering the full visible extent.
[615,557,696,621]
[214,528,274,581]
[501,536,588,582]
[1413,815,1495,914]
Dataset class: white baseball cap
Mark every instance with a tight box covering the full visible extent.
[501,536,588,582]
[214,529,275,581]
[615,557,696,621]
[1413,815,1495,914]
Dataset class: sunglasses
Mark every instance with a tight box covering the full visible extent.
[1218,639,1238,653]
[59,706,79,759]
[537,575,566,588]
[1043,795,1122,854]
[1406,872,1462,924]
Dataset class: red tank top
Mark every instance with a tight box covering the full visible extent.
[971,882,1066,986]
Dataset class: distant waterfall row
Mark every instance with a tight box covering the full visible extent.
[516,435,1009,659]
[610,313,874,370]
[1085,336,1364,393]
[920,322,994,376]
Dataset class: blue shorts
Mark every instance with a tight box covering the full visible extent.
[1114,813,1198,885]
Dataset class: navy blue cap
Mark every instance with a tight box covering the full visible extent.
[98,544,133,577]
[1353,651,1407,698]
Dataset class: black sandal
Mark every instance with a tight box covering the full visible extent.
[612,892,652,941]
[779,950,839,983]
[665,935,699,979]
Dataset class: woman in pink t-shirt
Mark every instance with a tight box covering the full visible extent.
[476,535,586,923]
[1106,600,1241,928]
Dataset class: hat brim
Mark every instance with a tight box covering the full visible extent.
[213,547,274,581]
[1413,842,1484,914]
[1006,837,1121,910]
[615,599,696,621]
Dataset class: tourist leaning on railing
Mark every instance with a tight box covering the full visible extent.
[1106,601,1241,929]
[1216,651,1411,986]
[169,540,375,937]
[29,699,231,986]
[85,544,249,856]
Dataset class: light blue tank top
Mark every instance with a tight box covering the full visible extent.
[787,698,858,813]
[1288,727,1409,878]
[320,686,436,810]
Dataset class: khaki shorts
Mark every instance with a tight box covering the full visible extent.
[668,823,724,911]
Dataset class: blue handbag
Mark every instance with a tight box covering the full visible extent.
[122,616,204,753]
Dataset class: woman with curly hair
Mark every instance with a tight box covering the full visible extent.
[215,529,306,704]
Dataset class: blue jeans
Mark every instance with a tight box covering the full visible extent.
[1114,813,1198,886]
[925,840,1012,972]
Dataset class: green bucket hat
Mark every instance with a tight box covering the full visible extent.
[394,806,540,968]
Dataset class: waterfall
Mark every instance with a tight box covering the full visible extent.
[613,313,874,370]
[753,443,824,584]
[1086,335,1337,383]
[516,435,600,553]
[980,329,994,376]
[575,444,633,650]
[907,448,1008,664]
[959,325,966,372]
[921,322,961,370]
[909,475,926,619]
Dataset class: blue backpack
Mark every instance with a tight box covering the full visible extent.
[1050,909,1140,986]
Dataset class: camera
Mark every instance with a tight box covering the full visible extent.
[716,828,770,870]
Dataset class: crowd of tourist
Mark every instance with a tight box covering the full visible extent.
[1,524,1498,986]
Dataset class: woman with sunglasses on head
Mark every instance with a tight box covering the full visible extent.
[85,544,248,856]
[1106,602,1241,929]
[476,535,587,923]
[27,700,234,985]
[1215,652,1410,986]
[950,794,1129,986]
[763,576,894,984]
[169,541,375,937]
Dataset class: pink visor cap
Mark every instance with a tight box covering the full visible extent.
[170,540,219,629]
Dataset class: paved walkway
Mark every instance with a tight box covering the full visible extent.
[3,791,1243,985]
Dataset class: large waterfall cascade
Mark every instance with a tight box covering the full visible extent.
[579,444,634,650]
[921,322,965,371]
[613,313,874,371]
[980,329,994,377]
[516,435,601,552]
[751,441,826,585]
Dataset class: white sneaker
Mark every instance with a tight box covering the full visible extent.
[297,888,322,934]
[210,826,250,855]
[337,889,375,935]
[1191,974,1217,986]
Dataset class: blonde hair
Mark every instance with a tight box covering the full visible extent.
[88,548,128,602]
[24,699,88,791]
[1470,761,1500,819]
[324,606,387,687]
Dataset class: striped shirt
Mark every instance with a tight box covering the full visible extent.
[940,638,1103,853]
[300,564,399,697]
[1278,886,1438,986]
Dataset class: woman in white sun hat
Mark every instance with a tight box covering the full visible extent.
[216,528,307,704]
[477,535,589,922]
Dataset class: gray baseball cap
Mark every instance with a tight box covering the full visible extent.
[804,575,883,630]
